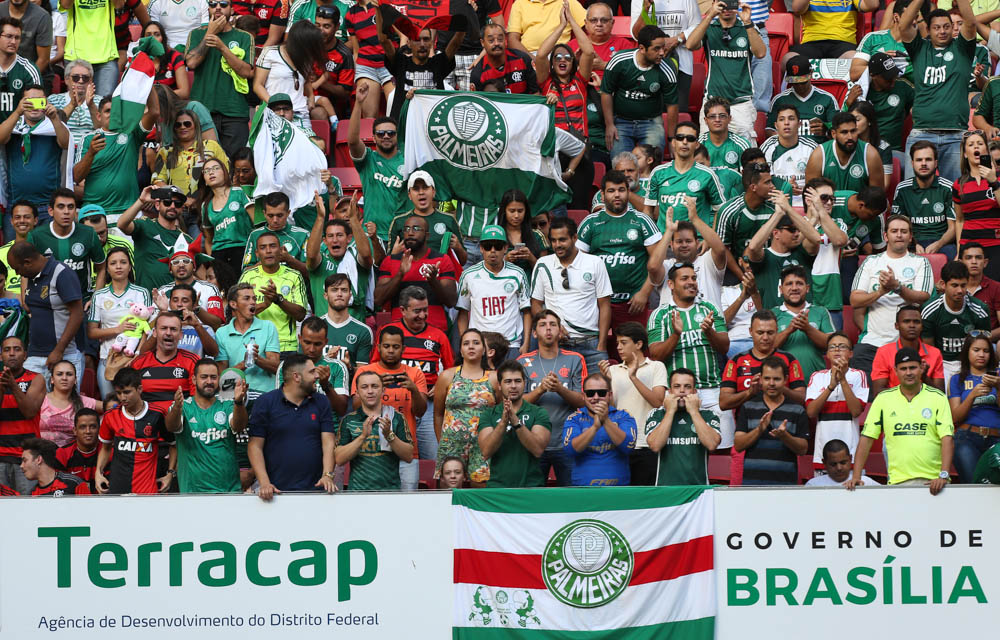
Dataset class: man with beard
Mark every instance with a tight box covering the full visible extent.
[306,193,373,319]
[644,121,724,232]
[470,22,539,94]
[349,86,406,241]
[165,359,248,493]
[381,18,465,118]
[297,316,348,416]
[715,161,778,262]
[387,171,466,266]
[117,185,192,290]
[563,372,636,486]
[321,273,373,368]
[375,215,458,333]
[760,105,817,204]
[578,170,662,328]
[771,265,834,382]
[0,335,43,494]
[0,86,69,219]
[591,151,649,212]
[892,141,956,259]
[648,195,727,310]
[806,111,884,193]
[241,191,311,273]
[129,312,199,413]
[154,240,224,329]
[239,232,308,356]
[249,354,337,501]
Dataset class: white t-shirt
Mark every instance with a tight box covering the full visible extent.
[851,251,933,347]
[630,0,701,74]
[720,284,756,341]
[805,367,870,464]
[256,46,309,117]
[531,251,613,339]
[87,283,153,359]
[806,473,877,487]
[608,359,668,448]
[148,0,210,50]
[457,261,531,346]
[759,135,817,207]
[658,251,725,310]
[50,11,67,61]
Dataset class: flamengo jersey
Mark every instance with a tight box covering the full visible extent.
[98,403,173,494]
[0,369,40,463]
[156,279,225,321]
[130,349,199,411]
[457,261,531,345]
[32,471,91,496]
[56,442,98,487]
[372,321,454,388]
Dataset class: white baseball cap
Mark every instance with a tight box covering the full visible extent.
[407,170,435,190]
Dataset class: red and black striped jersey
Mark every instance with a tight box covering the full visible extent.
[233,0,290,45]
[371,321,454,388]
[99,404,172,495]
[542,75,589,138]
[114,0,143,51]
[0,484,18,496]
[345,3,384,69]
[56,442,98,488]
[470,49,540,95]
[32,472,91,496]
[0,369,40,464]
[130,349,198,412]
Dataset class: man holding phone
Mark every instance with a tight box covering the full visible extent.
[117,185,192,290]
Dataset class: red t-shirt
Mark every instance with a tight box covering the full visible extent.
[98,404,172,495]
[155,49,186,90]
[953,177,1000,247]
[541,75,589,137]
[56,442,99,488]
[371,321,454,389]
[871,339,945,387]
[376,250,457,333]
[570,35,635,78]
[0,369,40,464]
[972,276,1000,329]
[130,349,199,412]
[32,472,92,496]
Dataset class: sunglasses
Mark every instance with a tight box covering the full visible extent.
[481,241,506,252]
[374,129,397,138]
[316,6,337,18]
[748,162,770,172]
[531,218,549,228]
[207,0,230,6]
[170,257,193,266]
[553,53,574,61]
[969,330,992,339]
[175,121,194,129]
[706,113,729,120]
[964,129,985,139]
[561,267,570,290]
[584,389,609,398]
[160,197,186,207]
[70,74,91,82]
[818,193,834,203]
[402,225,425,232]
[674,134,698,143]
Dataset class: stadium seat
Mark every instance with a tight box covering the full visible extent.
[592,161,605,190]
[333,117,373,168]
[330,167,362,193]
[771,59,783,99]
[376,311,392,328]
[546,466,558,487]
[689,62,706,114]
[797,455,814,485]
[766,13,794,63]
[82,368,97,400]
[708,454,731,485]
[692,46,706,67]
[812,78,849,106]
[676,111,692,123]
[770,1,789,13]
[568,209,590,224]
[842,304,860,344]
[613,15,633,38]
[310,119,331,155]
[342,463,351,489]
[754,110,767,144]
[920,253,947,283]
[418,459,436,489]
[863,453,888,483]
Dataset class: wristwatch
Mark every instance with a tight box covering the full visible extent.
[938,470,950,480]
[386,430,397,442]
[325,471,336,480]
[167,469,177,477]
[274,293,285,303]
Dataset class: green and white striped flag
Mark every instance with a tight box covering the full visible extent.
[453,487,715,639]
[249,107,326,211]
[400,90,570,215]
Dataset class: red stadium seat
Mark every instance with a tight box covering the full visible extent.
[129,23,141,42]
[592,160,605,189]
[613,15,634,38]
[766,13,794,63]
[568,209,589,224]
[82,368,97,401]
[920,253,947,283]
[330,167,361,193]
[812,78,849,106]
[310,119,331,155]
[770,1,789,13]
[771,59,783,99]
[863,452,888,483]
[418,459,436,489]
[842,304,860,344]
[708,454,731,485]
[333,118,373,168]
[885,157,901,207]
[797,455,814,484]
[376,311,392,328]
[692,46,706,67]
[754,110,767,143]
[689,62,706,114]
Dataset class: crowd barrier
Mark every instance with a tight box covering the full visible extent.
[0,486,996,638]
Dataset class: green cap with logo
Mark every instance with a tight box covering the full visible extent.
[268,93,293,108]
[479,225,507,244]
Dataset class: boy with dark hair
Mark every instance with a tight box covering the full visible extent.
[21,437,91,495]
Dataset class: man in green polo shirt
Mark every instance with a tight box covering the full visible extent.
[185,0,254,158]
[478,360,551,488]
[645,368,721,485]
[242,191,311,273]
[238,231,308,355]
[891,141,955,259]
[305,193,373,318]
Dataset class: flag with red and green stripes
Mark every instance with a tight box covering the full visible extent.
[452,487,715,639]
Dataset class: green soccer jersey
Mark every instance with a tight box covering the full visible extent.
[27,222,105,296]
[645,161,724,231]
[289,0,354,41]
[868,78,914,151]
[387,209,463,254]
[647,301,727,388]
[481,401,551,488]
[325,314,374,366]
[308,240,372,320]
[455,201,496,240]
[242,223,311,269]
[576,209,661,303]
[905,34,976,130]
[714,166,743,200]
[891,176,954,244]
[601,49,679,121]
[0,57,40,120]
[751,246,815,310]
[338,407,410,491]
[187,27,255,118]
[130,218,192,291]
[969,42,990,91]
[773,303,835,382]
[766,86,839,144]
[831,190,886,252]
[81,127,147,220]
[644,407,719,486]
[921,293,991,363]
[203,188,253,252]
[176,397,241,494]
[857,30,912,79]
[703,19,755,104]
[975,76,1000,127]
[354,146,407,241]
[238,264,308,352]
[316,356,349,395]
[715,195,775,259]
[816,139,872,193]
[973,442,1000,484]
[698,132,751,171]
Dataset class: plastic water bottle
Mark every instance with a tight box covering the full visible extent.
[245,338,256,369]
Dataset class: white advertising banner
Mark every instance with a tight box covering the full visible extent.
[714,486,1000,639]
[0,493,454,638]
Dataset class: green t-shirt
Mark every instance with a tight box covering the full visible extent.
[242,223,311,269]
[973,442,1000,484]
[921,293,991,363]
[750,246,815,310]
[325,314,373,366]
[354,146,407,241]
[176,397,241,493]
[601,49,678,121]
[317,356,350,395]
[816,139,872,193]
[891,176,954,243]
[130,218,192,291]
[576,209,661,303]
[65,0,117,64]
[856,30,912,79]
[387,209,463,255]
[455,201,496,240]
[81,127,147,220]
[27,222,105,296]
[238,264,308,352]
[338,407,410,491]
[289,0,354,41]
[969,42,990,91]
[904,34,976,130]
[698,132,751,171]
[203,187,253,252]
[482,401,551,488]
[975,76,1000,127]
[714,166,743,201]
[645,161,724,231]
[647,301,727,388]
[832,190,886,252]
[868,78,914,151]
[645,407,719,485]
[187,27,255,117]
[766,86,839,144]
[308,241,372,320]
[703,19,755,104]
[0,57,40,120]
[773,303,834,382]
[715,195,776,259]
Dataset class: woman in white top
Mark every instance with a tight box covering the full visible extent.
[253,21,328,133]
[86,246,152,396]
[147,0,210,52]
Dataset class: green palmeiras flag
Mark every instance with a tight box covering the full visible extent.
[400,90,570,214]
[249,107,326,211]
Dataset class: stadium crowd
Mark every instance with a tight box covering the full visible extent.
[2,0,1000,500]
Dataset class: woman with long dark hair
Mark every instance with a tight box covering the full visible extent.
[140,21,190,100]
[955,130,1000,279]
[949,332,1000,483]
[253,20,329,133]
[153,108,229,199]
[498,189,550,274]
[40,361,98,447]
[195,156,254,274]
[849,100,892,179]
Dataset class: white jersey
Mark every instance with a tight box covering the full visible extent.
[851,252,933,347]
[806,472,878,486]
[531,252,613,339]
[658,251,725,310]
[806,368,870,465]
[630,0,701,74]
[458,261,531,346]
[720,284,757,340]
[760,135,817,206]
[87,283,153,359]
[156,279,224,319]
[148,0,209,50]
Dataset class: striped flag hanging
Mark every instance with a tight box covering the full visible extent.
[453,488,715,639]
[109,51,156,135]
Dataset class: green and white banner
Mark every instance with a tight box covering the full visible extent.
[399,90,571,215]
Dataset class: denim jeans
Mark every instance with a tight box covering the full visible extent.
[564,336,607,380]
[828,310,843,331]
[416,398,437,461]
[25,348,84,391]
[399,459,418,491]
[727,338,754,360]
[953,428,999,484]
[0,461,35,494]
[539,447,574,486]
[463,237,483,268]
[905,130,962,182]
[750,27,773,113]
[611,116,665,159]
[92,60,120,98]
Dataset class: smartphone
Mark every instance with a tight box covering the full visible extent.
[982,154,993,169]
[27,97,46,109]
[514,243,526,250]
[723,0,739,9]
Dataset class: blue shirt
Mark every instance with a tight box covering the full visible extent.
[24,257,82,357]
[949,373,1000,429]
[8,132,61,208]
[216,318,280,396]
[562,407,637,486]
[248,388,335,491]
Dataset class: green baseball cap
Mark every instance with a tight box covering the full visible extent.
[268,93,293,108]
[479,225,507,244]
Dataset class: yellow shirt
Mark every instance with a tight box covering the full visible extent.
[508,0,588,53]
[153,139,228,196]
[237,264,307,352]
[801,0,861,44]
[0,241,18,294]
[862,385,954,484]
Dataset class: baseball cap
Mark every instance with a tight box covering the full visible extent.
[407,170,435,190]
[267,93,293,108]
[479,225,507,244]
[153,185,184,201]
[895,347,921,367]
[78,204,106,221]
[784,55,812,84]
[868,52,900,79]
